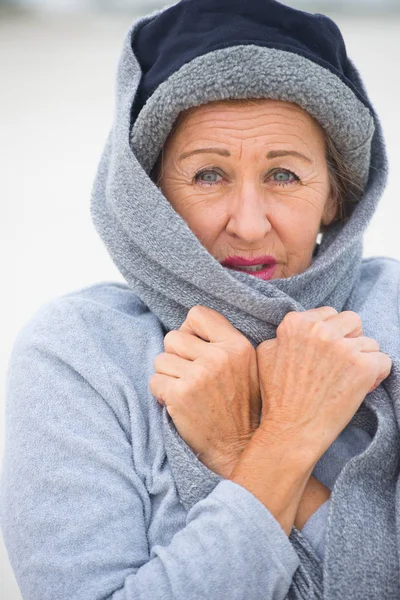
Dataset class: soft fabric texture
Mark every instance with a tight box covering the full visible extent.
[0,271,396,600]
[302,500,331,562]
[2,0,400,598]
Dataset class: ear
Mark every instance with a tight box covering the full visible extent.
[321,193,338,227]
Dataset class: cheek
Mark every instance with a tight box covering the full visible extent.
[186,200,228,249]
[162,181,226,247]
[188,216,221,249]
[285,215,319,242]
[276,193,325,251]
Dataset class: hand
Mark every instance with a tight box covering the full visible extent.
[256,307,392,463]
[149,306,261,478]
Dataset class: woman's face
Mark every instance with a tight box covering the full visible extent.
[158,99,336,280]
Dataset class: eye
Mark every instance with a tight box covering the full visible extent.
[194,169,223,186]
[269,169,300,185]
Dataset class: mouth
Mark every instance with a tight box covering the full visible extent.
[220,255,277,280]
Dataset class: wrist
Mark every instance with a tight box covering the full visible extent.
[230,427,314,535]
[255,421,319,473]
[198,453,238,479]
[198,440,251,479]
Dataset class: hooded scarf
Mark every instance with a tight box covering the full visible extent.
[91,1,400,597]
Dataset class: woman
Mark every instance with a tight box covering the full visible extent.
[1,0,399,598]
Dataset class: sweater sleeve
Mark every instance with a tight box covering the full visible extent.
[0,299,300,600]
[300,499,331,562]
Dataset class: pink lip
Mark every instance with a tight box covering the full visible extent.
[220,255,277,281]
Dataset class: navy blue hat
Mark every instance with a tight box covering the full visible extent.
[132,0,370,121]
[130,0,375,185]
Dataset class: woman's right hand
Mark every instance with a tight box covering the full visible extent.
[256,307,392,463]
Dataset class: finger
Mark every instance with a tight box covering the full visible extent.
[366,352,392,392]
[301,306,338,322]
[325,311,363,339]
[180,305,240,343]
[376,352,392,381]
[154,352,189,378]
[297,308,363,340]
[350,336,379,353]
[164,329,208,360]
[148,372,177,406]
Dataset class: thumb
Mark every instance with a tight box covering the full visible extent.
[180,305,241,344]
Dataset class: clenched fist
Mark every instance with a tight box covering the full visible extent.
[149,306,261,478]
[256,307,392,461]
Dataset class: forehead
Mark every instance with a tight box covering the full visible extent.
[169,99,326,152]
[182,98,317,123]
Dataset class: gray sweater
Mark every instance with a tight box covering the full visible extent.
[0,276,384,599]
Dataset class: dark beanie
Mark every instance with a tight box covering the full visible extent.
[131,0,370,122]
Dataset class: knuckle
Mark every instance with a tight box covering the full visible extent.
[277,311,302,336]
[283,311,302,326]
[187,305,206,320]
[343,310,360,320]
[163,330,180,350]
[148,373,163,400]
[194,363,211,382]
[366,336,380,351]
[211,346,230,366]
[343,310,363,329]
[235,336,253,355]
[320,306,338,316]
[310,321,334,343]
[153,352,168,371]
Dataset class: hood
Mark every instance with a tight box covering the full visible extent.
[91,0,388,346]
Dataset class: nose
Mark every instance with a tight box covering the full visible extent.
[225,180,272,244]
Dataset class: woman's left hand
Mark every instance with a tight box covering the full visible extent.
[149,306,261,478]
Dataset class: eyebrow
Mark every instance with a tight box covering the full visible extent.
[179,147,312,163]
[179,148,231,161]
[267,150,312,163]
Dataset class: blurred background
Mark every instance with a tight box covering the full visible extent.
[1,1,400,598]
[0,0,399,11]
